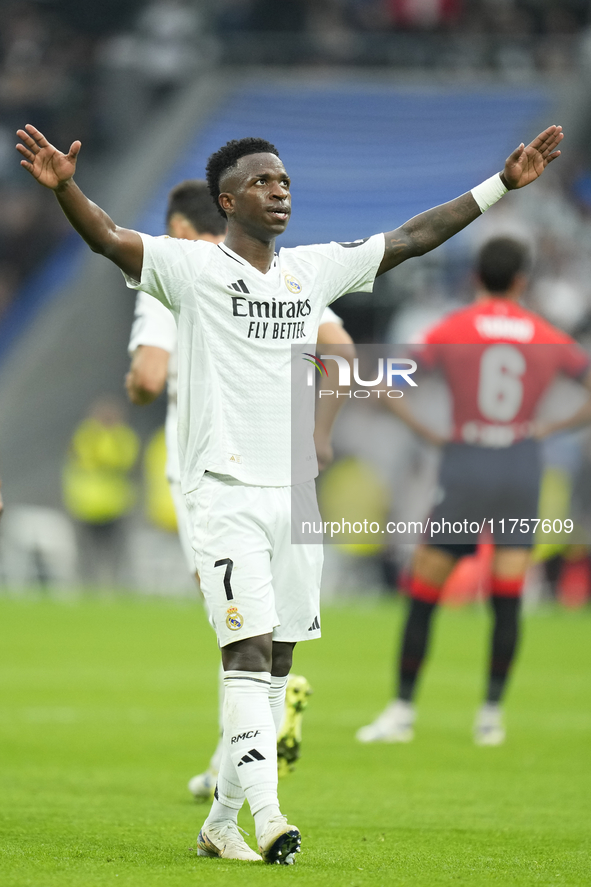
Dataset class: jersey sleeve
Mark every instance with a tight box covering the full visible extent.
[128,291,178,356]
[122,232,209,310]
[300,233,385,307]
[319,305,344,326]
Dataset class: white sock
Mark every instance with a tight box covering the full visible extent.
[217,662,225,732]
[204,740,243,826]
[223,670,280,832]
[269,674,288,735]
[208,735,224,775]
[205,663,227,776]
[204,668,243,826]
[206,673,288,826]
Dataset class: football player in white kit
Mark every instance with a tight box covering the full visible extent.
[17,122,563,864]
[126,179,353,802]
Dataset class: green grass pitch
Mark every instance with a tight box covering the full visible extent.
[0,593,589,886]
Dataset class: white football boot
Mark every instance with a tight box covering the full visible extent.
[474,703,506,746]
[197,821,262,861]
[257,814,301,865]
[277,674,312,777]
[356,699,415,743]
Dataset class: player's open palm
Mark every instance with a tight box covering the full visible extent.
[502,125,563,190]
[16,124,80,190]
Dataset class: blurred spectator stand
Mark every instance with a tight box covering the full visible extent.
[62,395,139,588]
[0,505,77,589]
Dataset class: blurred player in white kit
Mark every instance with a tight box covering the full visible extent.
[125,179,353,800]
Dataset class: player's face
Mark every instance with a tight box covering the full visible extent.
[219,153,291,240]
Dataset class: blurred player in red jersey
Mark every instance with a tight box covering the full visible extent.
[358,236,591,746]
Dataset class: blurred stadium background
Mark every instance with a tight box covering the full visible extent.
[2,0,591,601]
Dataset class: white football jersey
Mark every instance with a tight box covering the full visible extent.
[128,294,345,483]
[319,304,343,327]
[124,233,384,492]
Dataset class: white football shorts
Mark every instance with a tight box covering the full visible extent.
[184,472,323,648]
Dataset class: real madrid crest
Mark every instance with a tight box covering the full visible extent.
[226,606,244,631]
[284,272,302,294]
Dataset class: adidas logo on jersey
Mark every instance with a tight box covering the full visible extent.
[237,748,266,766]
[228,279,250,294]
[308,616,320,631]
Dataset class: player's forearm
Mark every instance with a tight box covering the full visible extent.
[543,398,591,436]
[54,180,142,278]
[313,381,346,470]
[125,347,169,405]
[55,179,118,254]
[314,395,342,441]
[401,191,481,256]
[314,340,355,436]
[386,395,446,446]
[313,334,355,469]
[386,395,422,432]
[379,192,480,274]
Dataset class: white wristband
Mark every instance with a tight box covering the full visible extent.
[471,173,508,213]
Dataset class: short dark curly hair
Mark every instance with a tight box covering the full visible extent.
[206,137,280,218]
[166,180,226,235]
[478,236,531,293]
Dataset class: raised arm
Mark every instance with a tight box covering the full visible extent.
[377,125,563,276]
[16,125,143,280]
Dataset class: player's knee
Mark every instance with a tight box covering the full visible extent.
[271,641,296,677]
[409,573,444,604]
[413,544,458,588]
[221,633,273,673]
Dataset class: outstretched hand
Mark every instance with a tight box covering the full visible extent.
[501,124,563,190]
[16,124,80,190]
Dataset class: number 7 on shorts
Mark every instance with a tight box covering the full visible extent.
[214,558,234,601]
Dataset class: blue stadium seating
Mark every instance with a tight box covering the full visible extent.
[0,82,551,366]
